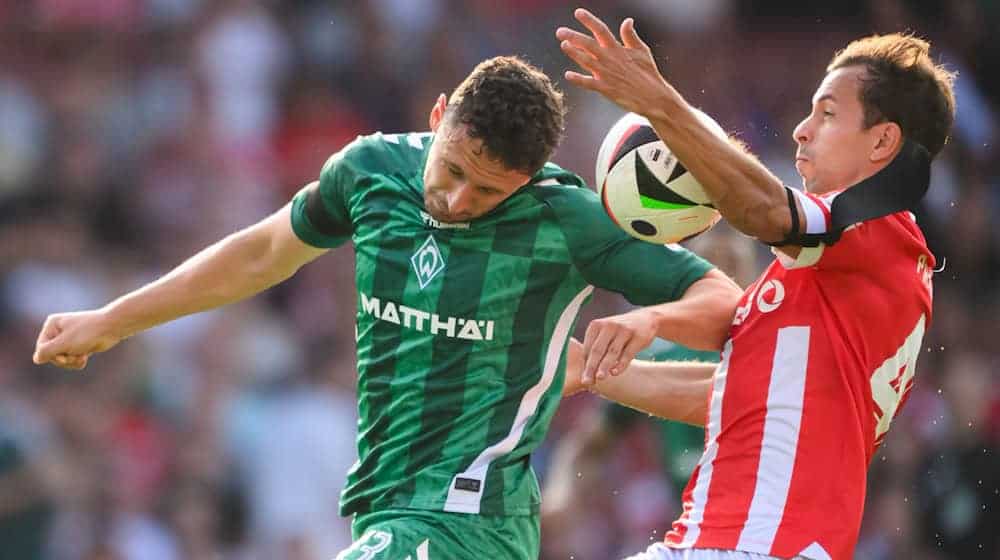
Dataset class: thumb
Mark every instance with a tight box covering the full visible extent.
[33,338,61,364]
[620,18,649,52]
[34,315,64,364]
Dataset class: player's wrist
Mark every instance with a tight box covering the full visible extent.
[637,306,673,340]
[640,82,685,124]
[94,304,135,342]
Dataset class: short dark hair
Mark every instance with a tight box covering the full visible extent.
[445,56,566,174]
[827,33,956,157]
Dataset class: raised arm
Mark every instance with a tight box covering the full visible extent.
[556,9,807,248]
[33,198,327,369]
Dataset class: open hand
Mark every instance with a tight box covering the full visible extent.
[556,8,673,116]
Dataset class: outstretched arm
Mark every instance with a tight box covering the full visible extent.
[591,357,715,427]
[564,339,714,427]
[556,9,806,249]
[33,199,327,369]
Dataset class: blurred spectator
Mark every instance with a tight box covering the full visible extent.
[1,2,996,559]
[914,351,1000,558]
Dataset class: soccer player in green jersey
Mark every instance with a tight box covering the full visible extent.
[32,56,741,559]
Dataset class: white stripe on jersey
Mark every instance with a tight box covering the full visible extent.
[534,178,561,186]
[677,340,733,546]
[443,285,595,514]
[408,133,430,149]
[377,132,431,149]
[789,189,830,235]
[736,326,811,553]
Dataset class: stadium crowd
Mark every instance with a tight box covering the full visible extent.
[1,1,997,558]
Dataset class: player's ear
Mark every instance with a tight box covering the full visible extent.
[429,93,448,132]
[870,121,902,164]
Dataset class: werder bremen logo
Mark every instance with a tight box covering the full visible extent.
[411,234,446,289]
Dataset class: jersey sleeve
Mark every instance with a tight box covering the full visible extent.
[289,139,363,248]
[547,187,714,305]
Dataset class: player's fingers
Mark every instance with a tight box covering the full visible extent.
[33,343,51,365]
[53,354,79,368]
[53,354,88,370]
[556,27,601,53]
[594,333,626,380]
[584,324,615,383]
[611,336,647,376]
[620,17,650,52]
[563,71,601,91]
[33,316,62,364]
[574,8,618,48]
[559,41,601,75]
[34,336,66,365]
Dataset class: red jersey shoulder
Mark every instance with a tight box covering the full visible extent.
[814,211,933,279]
[734,211,933,330]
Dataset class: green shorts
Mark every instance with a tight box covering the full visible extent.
[336,508,540,560]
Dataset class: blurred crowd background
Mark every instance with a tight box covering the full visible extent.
[0,1,997,559]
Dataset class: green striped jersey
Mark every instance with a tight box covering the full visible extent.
[290,132,713,517]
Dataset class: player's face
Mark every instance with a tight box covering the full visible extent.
[423,99,532,223]
[792,66,887,195]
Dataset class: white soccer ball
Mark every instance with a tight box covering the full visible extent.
[595,111,725,244]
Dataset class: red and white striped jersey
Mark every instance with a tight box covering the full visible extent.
[664,191,935,560]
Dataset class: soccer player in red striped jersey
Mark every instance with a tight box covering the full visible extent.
[556,8,955,560]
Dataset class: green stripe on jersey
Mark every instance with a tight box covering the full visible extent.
[398,243,492,504]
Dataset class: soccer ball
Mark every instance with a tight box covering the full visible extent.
[595,111,725,244]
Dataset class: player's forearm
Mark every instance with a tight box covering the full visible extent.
[644,87,792,243]
[592,360,714,427]
[648,269,739,351]
[101,221,301,339]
